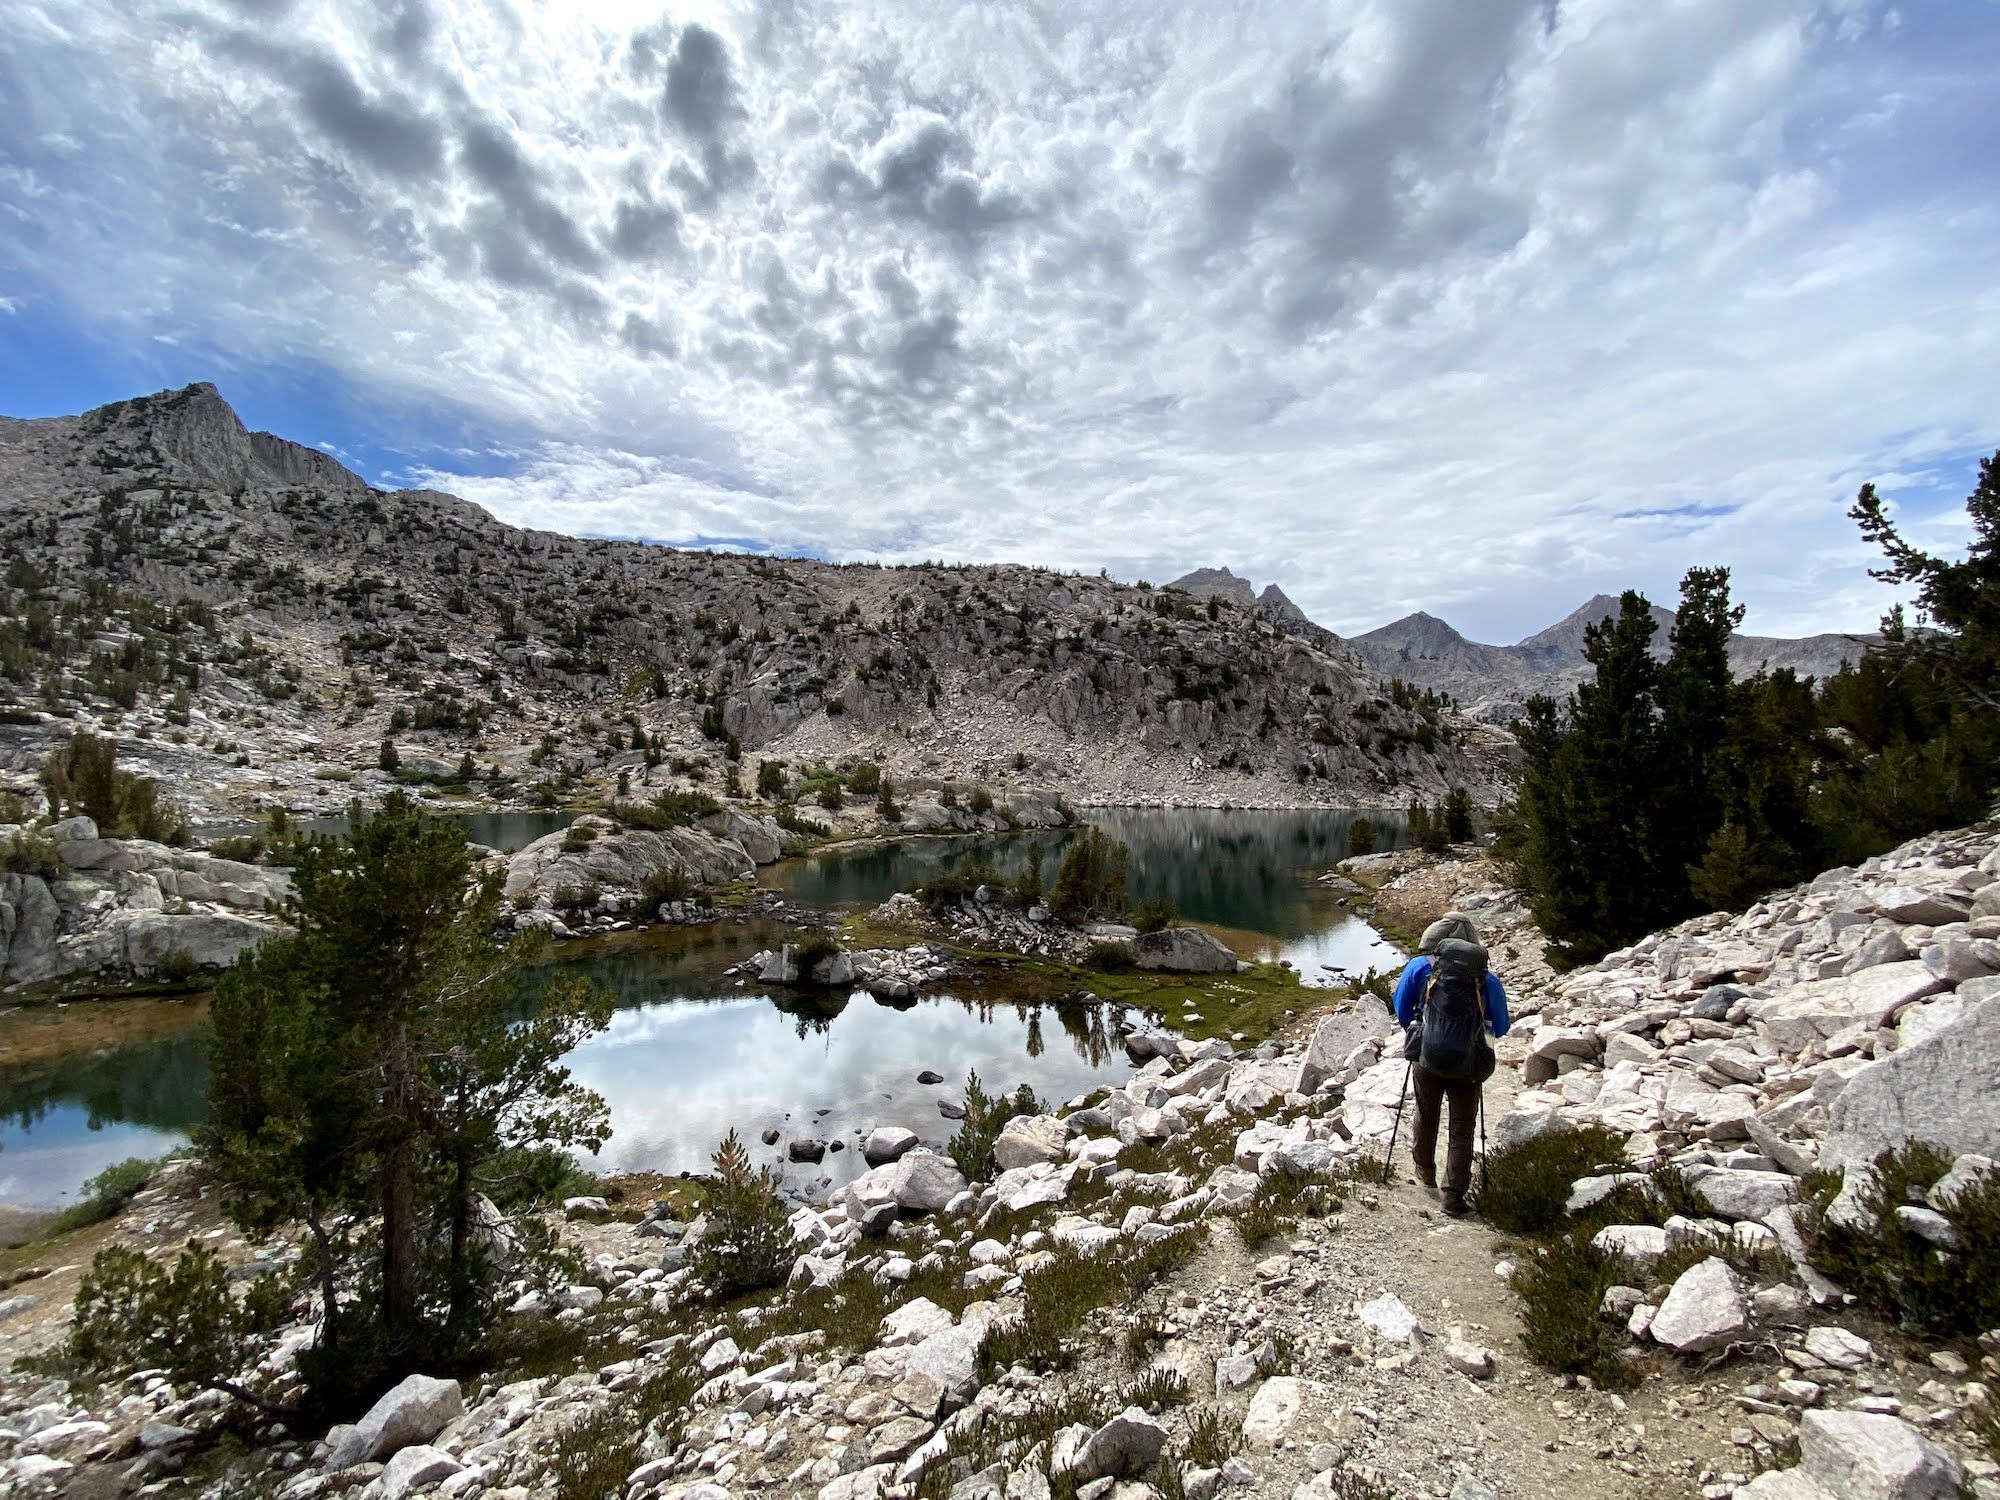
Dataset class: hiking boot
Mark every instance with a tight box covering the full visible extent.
[1442,1193,1469,1217]
[1416,1167,1436,1191]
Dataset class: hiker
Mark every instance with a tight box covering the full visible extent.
[1390,912,1510,1217]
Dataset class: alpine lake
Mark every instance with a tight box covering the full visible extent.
[0,808,1405,1215]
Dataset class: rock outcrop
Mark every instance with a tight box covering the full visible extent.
[1,818,289,989]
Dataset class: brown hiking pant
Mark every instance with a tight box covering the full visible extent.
[1411,1066,1480,1202]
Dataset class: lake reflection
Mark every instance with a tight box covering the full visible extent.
[0,929,1134,1208]
[4,807,1403,1209]
[774,806,1404,939]
[568,988,1131,1195]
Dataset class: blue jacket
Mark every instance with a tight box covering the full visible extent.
[1392,956,1510,1038]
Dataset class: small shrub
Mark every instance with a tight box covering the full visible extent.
[639,867,694,909]
[1122,1366,1188,1412]
[1971,1393,2000,1465]
[1474,1125,1631,1237]
[790,929,842,975]
[66,1241,292,1397]
[1801,1142,2000,1337]
[772,805,827,838]
[916,849,999,912]
[482,1145,605,1213]
[1509,1228,1636,1387]
[614,788,720,831]
[687,1130,793,1297]
[1346,817,1376,857]
[968,785,994,815]
[1049,826,1129,922]
[847,760,882,795]
[981,1228,1203,1373]
[947,1071,1044,1182]
[1087,941,1135,972]
[1178,1406,1242,1471]
[1235,1165,1349,1247]
[47,1156,161,1237]
[1131,895,1177,934]
[151,947,203,986]
[0,830,61,878]
[561,824,596,854]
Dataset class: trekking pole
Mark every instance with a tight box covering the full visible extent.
[1381,1061,1412,1185]
[1477,1085,1489,1198]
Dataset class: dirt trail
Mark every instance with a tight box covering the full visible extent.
[1136,1045,1767,1500]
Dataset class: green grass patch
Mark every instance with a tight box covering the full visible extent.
[45,1156,162,1238]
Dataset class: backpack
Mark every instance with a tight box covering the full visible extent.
[1401,938,1496,1082]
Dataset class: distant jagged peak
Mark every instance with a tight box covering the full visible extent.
[1513,591,1675,654]
[1254,582,1308,619]
[1167,566,1258,607]
[74,380,370,498]
[1355,609,1465,642]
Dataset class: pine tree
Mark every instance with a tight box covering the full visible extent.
[195,794,612,1404]
[1049,827,1129,922]
[689,1130,793,1296]
[1442,787,1476,844]
[1512,593,1666,964]
[1656,566,1743,906]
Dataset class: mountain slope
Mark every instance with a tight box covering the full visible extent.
[0,386,1509,820]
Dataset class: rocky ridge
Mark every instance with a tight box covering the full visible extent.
[0,385,1510,826]
[1346,596,1871,724]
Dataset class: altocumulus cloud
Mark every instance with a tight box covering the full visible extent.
[1,0,1997,639]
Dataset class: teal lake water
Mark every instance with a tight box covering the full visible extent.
[0,808,1404,1210]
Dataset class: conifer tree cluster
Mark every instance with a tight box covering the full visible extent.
[1505,458,2000,966]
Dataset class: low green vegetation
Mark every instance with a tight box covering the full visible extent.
[947,1070,1046,1180]
[1474,1125,1631,1236]
[0,829,62,877]
[1800,1143,2000,1338]
[1049,826,1129,922]
[980,1227,1205,1374]
[45,1156,163,1237]
[639,866,695,907]
[612,786,721,830]
[545,1345,700,1500]
[789,928,842,973]
[40,731,187,843]
[915,840,1049,912]
[1489,1125,1800,1385]
[1508,1228,1635,1387]
[1235,1163,1350,1247]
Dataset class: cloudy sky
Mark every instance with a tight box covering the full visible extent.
[1,0,1995,642]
